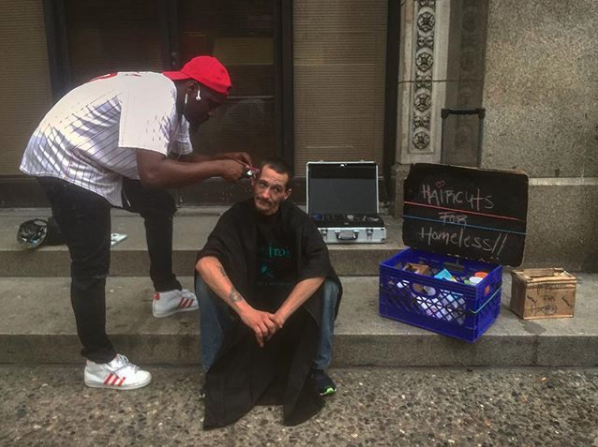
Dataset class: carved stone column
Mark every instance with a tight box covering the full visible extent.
[391,0,451,216]
[390,0,488,217]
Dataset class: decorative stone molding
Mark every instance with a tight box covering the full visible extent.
[397,0,450,165]
[392,0,491,217]
[417,11,435,33]
[411,1,436,153]
[413,131,431,150]
[414,92,432,112]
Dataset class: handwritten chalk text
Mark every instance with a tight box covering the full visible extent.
[438,212,468,225]
[421,184,494,211]
[418,225,508,257]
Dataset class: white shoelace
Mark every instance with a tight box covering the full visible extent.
[112,354,139,375]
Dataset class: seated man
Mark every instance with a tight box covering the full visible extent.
[195,157,342,428]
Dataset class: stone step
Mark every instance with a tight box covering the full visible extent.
[2,274,597,367]
[2,208,403,277]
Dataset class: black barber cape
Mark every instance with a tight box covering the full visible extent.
[196,199,342,429]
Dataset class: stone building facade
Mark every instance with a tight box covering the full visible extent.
[0,0,596,270]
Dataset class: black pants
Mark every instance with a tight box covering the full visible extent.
[38,177,182,363]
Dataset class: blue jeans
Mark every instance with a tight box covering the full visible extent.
[196,277,339,372]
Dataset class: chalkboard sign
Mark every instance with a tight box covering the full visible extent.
[403,163,528,266]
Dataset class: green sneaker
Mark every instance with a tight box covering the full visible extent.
[311,369,337,396]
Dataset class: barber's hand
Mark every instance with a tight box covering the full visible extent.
[219,159,246,182]
[215,152,253,167]
[239,307,278,348]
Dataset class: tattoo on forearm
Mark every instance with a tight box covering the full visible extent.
[228,287,243,303]
[218,266,228,278]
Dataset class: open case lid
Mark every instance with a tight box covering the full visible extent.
[402,163,529,266]
[306,161,379,215]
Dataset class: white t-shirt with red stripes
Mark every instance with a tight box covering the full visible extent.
[20,72,192,206]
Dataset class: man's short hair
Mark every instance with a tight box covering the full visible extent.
[259,157,293,190]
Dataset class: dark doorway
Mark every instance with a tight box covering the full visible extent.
[176,1,275,165]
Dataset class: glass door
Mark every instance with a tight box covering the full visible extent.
[176,0,278,165]
[63,0,165,85]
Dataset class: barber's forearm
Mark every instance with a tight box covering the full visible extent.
[275,277,325,324]
[196,256,252,315]
[140,158,223,188]
[173,152,211,163]
[137,148,244,188]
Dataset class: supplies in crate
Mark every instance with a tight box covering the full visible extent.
[380,248,502,343]
[395,265,473,326]
[418,269,466,326]
[402,263,430,292]
[416,290,466,325]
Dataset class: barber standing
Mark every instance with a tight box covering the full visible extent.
[20,56,250,390]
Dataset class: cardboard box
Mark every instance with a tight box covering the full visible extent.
[510,268,576,320]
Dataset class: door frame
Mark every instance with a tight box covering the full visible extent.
[382,0,401,203]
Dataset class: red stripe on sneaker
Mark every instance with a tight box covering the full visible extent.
[153,293,160,301]
[178,297,186,308]
[117,377,126,387]
[104,373,113,385]
[110,375,119,386]
[184,298,192,308]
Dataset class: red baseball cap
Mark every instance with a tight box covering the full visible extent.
[163,56,232,96]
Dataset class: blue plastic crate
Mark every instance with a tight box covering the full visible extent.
[379,248,502,342]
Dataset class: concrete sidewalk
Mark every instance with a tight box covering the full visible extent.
[2,365,597,446]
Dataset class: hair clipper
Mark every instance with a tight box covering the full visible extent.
[241,166,260,179]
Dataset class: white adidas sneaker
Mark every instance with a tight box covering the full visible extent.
[84,354,151,390]
[152,288,199,318]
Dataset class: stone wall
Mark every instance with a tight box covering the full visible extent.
[482,0,598,271]
[483,0,598,176]
[393,0,598,271]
